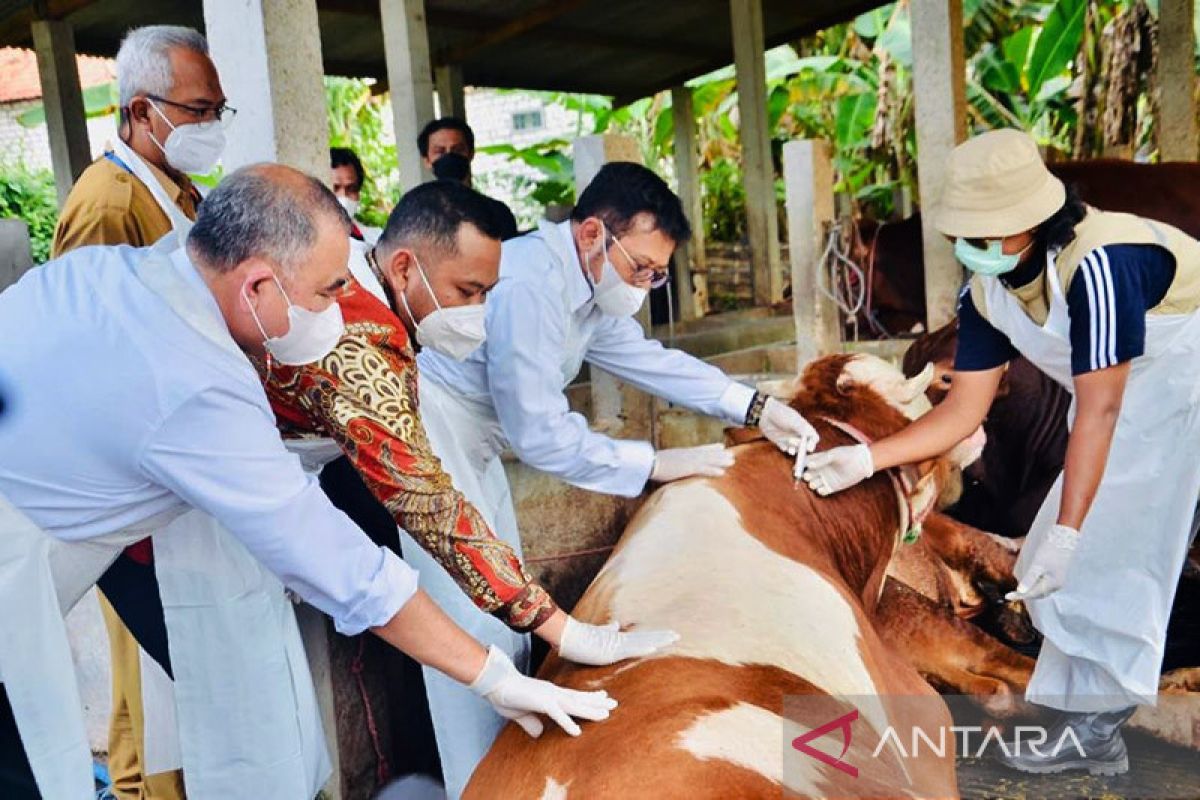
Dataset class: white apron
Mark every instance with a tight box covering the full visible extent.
[981,259,1200,712]
[0,495,180,799]
[132,243,332,797]
[349,241,531,799]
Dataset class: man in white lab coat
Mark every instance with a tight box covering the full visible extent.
[0,164,615,800]
[415,162,820,693]
[419,161,819,505]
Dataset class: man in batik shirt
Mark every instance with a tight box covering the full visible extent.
[259,181,677,793]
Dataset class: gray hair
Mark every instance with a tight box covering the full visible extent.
[116,25,210,107]
[187,164,351,275]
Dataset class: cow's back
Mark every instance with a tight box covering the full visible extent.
[465,446,957,799]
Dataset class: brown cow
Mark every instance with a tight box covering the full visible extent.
[464,354,972,799]
[851,160,1200,338]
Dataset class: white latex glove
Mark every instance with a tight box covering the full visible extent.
[558,617,680,667]
[1006,524,1081,602]
[801,444,874,496]
[759,397,820,457]
[469,645,617,738]
[650,443,735,483]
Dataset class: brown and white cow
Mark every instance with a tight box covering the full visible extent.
[464,355,977,799]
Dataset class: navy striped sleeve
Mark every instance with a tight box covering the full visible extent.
[1065,244,1175,376]
[954,286,1019,372]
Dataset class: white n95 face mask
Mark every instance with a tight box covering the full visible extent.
[398,254,488,361]
[337,195,360,219]
[590,224,648,317]
[148,99,226,175]
[244,274,345,366]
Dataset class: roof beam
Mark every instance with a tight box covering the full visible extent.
[436,0,590,65]
[613,0,884,105]
[0,0,95,50]
[425,9,720,65]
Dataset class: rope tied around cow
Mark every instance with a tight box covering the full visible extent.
[818,415,927,544]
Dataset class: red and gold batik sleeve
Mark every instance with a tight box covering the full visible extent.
[293,327,557,632]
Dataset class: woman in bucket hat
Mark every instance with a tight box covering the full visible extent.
[803,128,1200,775]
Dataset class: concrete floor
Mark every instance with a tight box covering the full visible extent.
[957,731,1200,800]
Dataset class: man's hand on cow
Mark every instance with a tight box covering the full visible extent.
[650,444,735,483]
[1006,524,1081,602]
[558,617,680,667]
[469,645,618,738]
[801,444,875,496]
[759,398,820,458]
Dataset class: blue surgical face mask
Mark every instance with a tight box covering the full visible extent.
[953,237,1031,276]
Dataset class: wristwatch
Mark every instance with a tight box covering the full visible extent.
[744,390,769,427]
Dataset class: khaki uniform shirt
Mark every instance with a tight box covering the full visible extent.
[51,150,199,258]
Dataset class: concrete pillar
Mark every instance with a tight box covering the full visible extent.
[911,0,967,331]
[730,0,782,307]
[435,64,466,119]
[1159,0,1198,161]
[31,20,90,209]
[0,219,35,289]
[783,140,841,369]
[202,0,328,179]
[671,85,708,320]
[572,134,654,441]
[382,0,436,191]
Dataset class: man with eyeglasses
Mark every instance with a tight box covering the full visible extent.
[50,24,231,800]
[415,160,821,714]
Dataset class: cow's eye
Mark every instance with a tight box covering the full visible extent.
[940,374,952,385]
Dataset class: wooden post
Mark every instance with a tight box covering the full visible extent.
[730,0,782,307]
[30,19,90,209]
[381,0,436,190]
[784,140,840,369]
[911,0,967,330]
[202,0,328,178]
[671,85,707,320]
[1159,0,1198,161]
[435,64,465,119]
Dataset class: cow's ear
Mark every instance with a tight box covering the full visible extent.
[910,464,944,526]
[757,377,801,400]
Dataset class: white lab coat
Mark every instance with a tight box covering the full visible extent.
[418,218,755,497]
[982,252,1200,712]
[106,141,332,791]
[0,240,418,797]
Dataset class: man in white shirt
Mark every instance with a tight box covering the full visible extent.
[419,161,818,500]
[0,164,614,799]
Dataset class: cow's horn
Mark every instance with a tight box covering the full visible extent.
[901,362,936,402]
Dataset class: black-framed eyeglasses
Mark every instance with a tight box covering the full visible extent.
[147,95,237,127]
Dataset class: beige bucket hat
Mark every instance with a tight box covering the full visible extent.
[932,129,1066,238]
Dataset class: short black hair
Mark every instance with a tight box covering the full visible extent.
[417,117,475,158]
[1034,183,1087,252]
[189,163,351,274]
[570,162,692,244]
[330,147,365,191]
[377,180,506,258]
